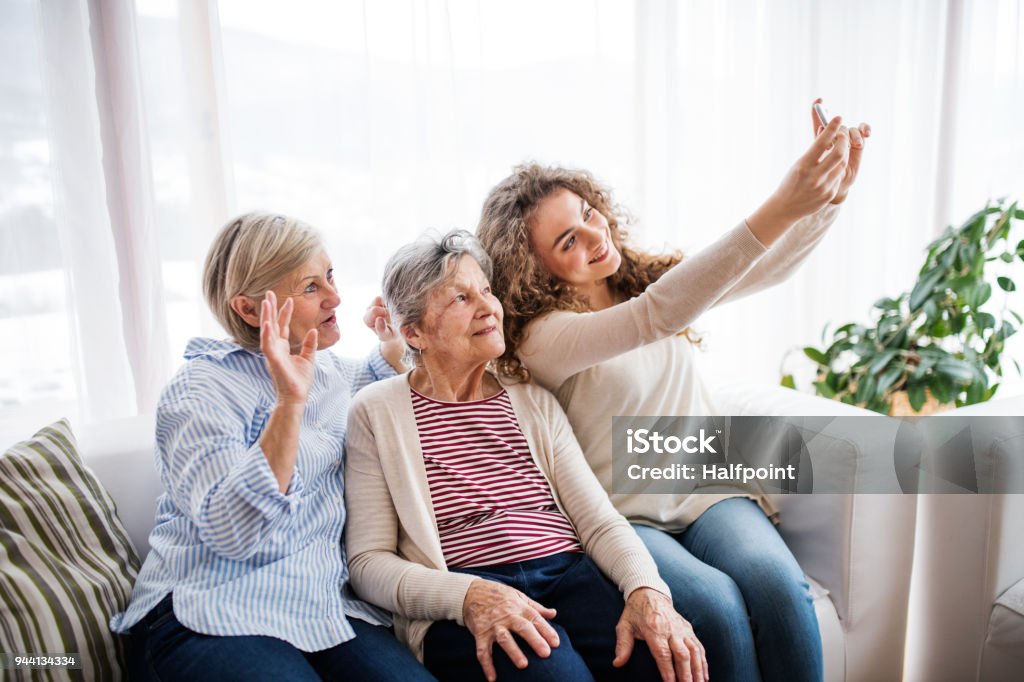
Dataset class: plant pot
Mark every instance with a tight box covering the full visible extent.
[888,389,952,416]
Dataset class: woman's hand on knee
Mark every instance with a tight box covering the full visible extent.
[614,587,708,682]
[462,579,560,682]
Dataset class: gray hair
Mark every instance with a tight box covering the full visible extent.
[202,211,324,349]
[382,229,494,360]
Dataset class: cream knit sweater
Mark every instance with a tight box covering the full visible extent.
[344,372,671,661]
[518,206,840,531]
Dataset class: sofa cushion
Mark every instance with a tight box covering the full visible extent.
[0,419,140,680]
[981,577,1024,680]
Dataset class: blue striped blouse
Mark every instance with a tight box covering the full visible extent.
[110,337,394,651]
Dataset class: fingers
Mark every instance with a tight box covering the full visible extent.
[526,610,560,649]
[847,121,869,173]
[277,296,293,340]
[819,127,851,174]
[803,114,843,162]
[810,96,824,135]
[527,597,557,620]
[259,296,278,354]
[494,627,530,669]
[299,328,318,362]
[651,639,681,682]
[474,637,498,682]
[671,634,703,682]
[509,618,553,659]
[612,618,635,668]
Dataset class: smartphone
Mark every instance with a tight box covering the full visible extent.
[814,102,831,129]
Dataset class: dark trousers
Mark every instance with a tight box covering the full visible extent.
[424,552,661,681]
[129,593,435,681]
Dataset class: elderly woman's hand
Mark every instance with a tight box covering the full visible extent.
[363,295,406,372]
[261,290,317,406]
[613,587,708,682]
[462,579,561,682]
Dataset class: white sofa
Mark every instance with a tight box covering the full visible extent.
[75,384,922,682]
[903,395,1024,682]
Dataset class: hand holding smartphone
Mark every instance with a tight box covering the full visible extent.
[814,102,832,129]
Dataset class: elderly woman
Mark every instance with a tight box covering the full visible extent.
[109,212,434,681]
[345,230,707,682]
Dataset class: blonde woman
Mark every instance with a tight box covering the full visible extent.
[110,213,434,681]
[476,105,871,682]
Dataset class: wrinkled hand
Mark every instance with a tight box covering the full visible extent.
[363,295,406,372]
[462,579,561,682]
[613,588,708,682]
[767,112,851,223]
[363,295,397,341]
[810,99,871,205]
[260,290,317,406]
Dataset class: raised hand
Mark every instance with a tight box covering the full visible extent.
[364,295,406,372]
[462,579,561,682]
[260,289,318,406]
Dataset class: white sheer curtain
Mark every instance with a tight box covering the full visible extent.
[1,0,1022,443]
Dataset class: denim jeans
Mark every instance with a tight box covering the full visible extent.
[423,552,660,681]
[633,497,823,682]
[129,593,436,681]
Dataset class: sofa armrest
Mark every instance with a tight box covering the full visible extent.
[712,384,917,681]
[78,414,161,558]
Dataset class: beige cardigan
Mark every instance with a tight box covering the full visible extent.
[519,207,840,530]
[344,372,670,661]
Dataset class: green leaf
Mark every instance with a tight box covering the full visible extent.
[908,384,927,412]
[930,319,952,338]
[780,374,796,389]
[877,365,904,394]
[929,375,954,404]
[813,380,836,399]
[1001,252,1015,263]
[873,297,900,311]
[975,312,996,330]
[1016,239,1024,261]
[867,350,897,375]
[910,268,945,312]
[854,374,876,404]
[997,276,1016,292]
[803,347,829,365]
[996,321,1017,341]
[973,283,993,308]
[985,383,1000,400]
[911,356,936,380]
[966,381,985,405]
[1015,358,1022,376]
[935,358,977,384]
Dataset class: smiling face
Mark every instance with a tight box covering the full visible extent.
[405,255,505,371]
[269,249,341,351]
[528,187,622,298]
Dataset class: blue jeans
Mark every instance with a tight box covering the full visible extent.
[633,497,822,682]
[129,593,435,681]
[423,552,660,681]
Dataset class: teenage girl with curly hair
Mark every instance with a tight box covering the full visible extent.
[477,103,871,682]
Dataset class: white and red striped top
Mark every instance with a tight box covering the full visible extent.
[410,387,583,568]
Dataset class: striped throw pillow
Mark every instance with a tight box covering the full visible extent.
[0,419,141,681]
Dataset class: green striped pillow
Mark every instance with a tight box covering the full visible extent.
[0,419,141,681]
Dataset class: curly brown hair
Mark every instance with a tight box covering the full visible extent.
[477,162,697,381]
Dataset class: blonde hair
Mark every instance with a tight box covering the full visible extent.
[477,163,694,381]
[202,212,323,349]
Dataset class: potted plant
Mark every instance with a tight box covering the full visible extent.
[782,200,1024,415]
